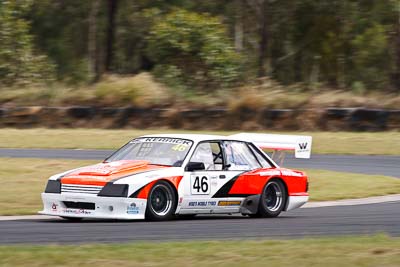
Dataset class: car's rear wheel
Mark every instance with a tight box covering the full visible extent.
[255,179,286,218]
[145,181,177,221]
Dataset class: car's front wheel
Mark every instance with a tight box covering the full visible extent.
[254,179,287,218]
[145,181,177,221]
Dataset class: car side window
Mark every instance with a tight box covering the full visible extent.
[248,144,273,168]
[190,142,223,170]
[223,141,262,171]
[210,142,224,170]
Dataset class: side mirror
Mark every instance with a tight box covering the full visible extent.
[185,162,205,172]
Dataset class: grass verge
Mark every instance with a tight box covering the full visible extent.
[0,128,399,155]
[0,158,96,215]
[305,169,400,201]
[1,158,399,215]
[0,235,399,267]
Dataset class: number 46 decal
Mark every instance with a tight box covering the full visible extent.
[190,175,210,195]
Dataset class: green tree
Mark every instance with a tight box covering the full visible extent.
[147,9,241,92]
[352,23,391,90]
[0,0,54,86]
[13,0,400,92]
[29,0,91,83]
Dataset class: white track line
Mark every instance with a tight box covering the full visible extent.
[302,194,400,208]
[0,215,54,221]
[1,194,399,221]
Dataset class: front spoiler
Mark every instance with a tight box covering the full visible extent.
[39,193,147,220]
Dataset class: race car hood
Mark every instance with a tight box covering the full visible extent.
[61,160,167,186]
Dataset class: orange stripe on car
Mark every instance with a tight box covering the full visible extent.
[134,176,183,199]
[61,160,168,186]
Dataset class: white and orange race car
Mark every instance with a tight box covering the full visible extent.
[40,133,312,221]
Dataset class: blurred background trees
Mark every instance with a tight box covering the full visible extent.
[0,0,54,86]
[1,0,400,94]
[147,9,241,92]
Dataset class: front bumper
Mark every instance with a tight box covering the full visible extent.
[39,193,147,220]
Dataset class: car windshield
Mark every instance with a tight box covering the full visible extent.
[106,137,193,166]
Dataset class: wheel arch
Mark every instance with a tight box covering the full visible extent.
[129,176,183,200]
[158,178,179,209]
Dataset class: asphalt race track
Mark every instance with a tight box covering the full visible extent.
[0,148,399,244]
[0,148,399,177]
[0,201,399,244]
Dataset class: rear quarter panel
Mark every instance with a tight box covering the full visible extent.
[228,168,308,196]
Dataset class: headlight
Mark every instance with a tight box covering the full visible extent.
[44,180,61,193]
[98,183,128,197]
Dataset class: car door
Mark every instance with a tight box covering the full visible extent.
[180,141,243,214]
[210,141,265,212]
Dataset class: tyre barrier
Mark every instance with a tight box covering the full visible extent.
[0,106,398,131]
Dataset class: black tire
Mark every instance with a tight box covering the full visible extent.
[145,181,177,221]
[61,216,83,222]
[255,179,287,218]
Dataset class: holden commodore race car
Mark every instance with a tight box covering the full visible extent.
[40,133,312,221]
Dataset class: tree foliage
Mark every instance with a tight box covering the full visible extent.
[0,0,54,86]
[147,9,241,91]
[1,0,400,91]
